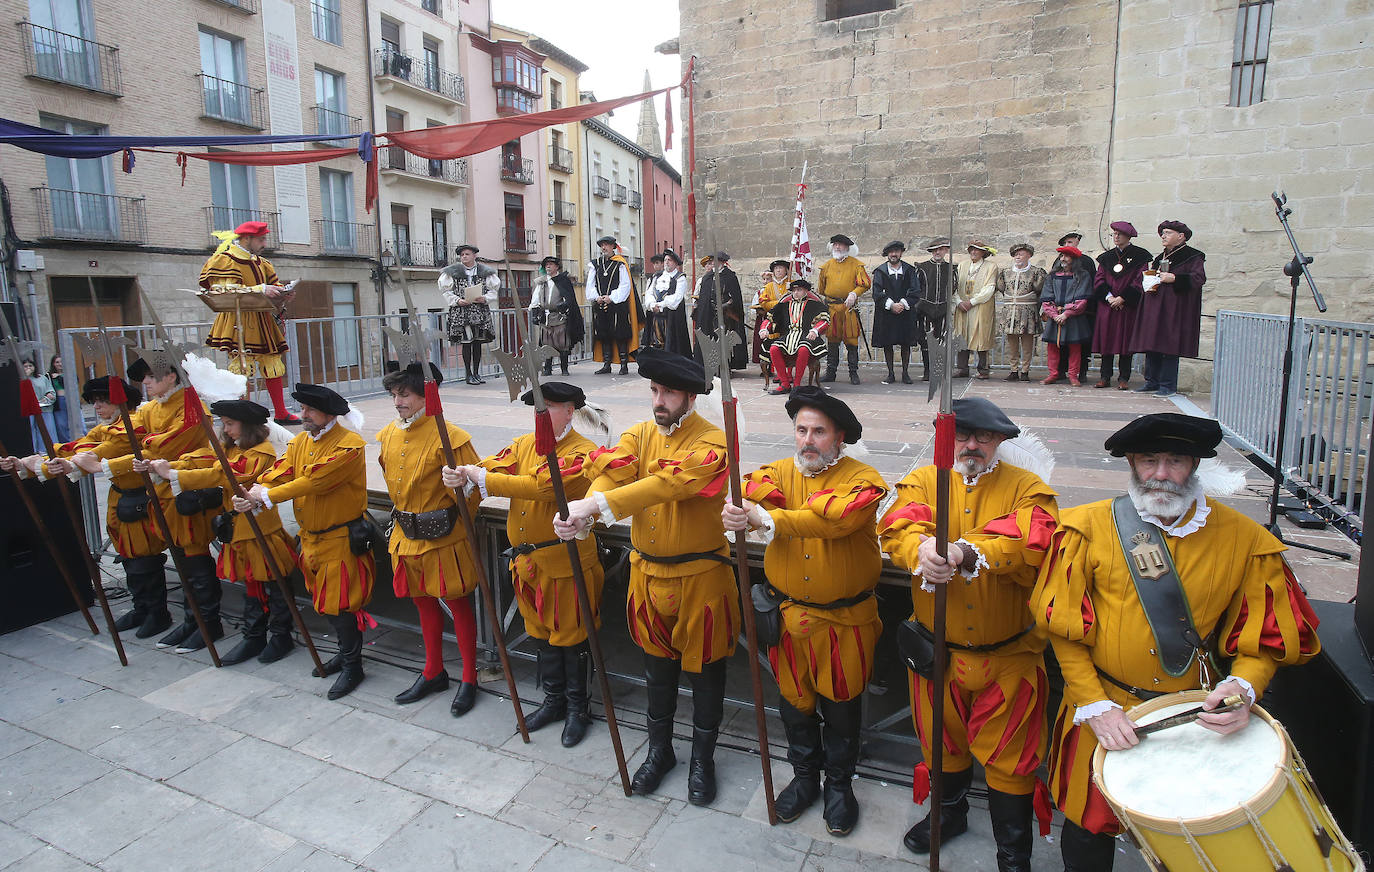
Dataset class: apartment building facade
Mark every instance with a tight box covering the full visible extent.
[582,117,646,284]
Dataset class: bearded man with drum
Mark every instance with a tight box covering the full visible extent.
[1033,413,1321,871]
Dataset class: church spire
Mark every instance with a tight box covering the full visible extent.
[636,70,664,158]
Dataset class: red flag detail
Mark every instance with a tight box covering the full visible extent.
[424,380,443,417]
[107,377,127,406]
[534,408,556,455]
[663,91,674,150]
[935,411,956,469]
[183,385,203,427]
[1033,778,1053,837]
[18,378,40,417]
[912,761,931,804]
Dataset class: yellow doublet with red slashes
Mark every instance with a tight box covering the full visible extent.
[879,461,1058,795]
[586,411,738,672]
[201,246,289,377]
[260,423,374,615]
[377,415,481,600]
[55,419,163,558]
[105,388,214,556]
[816,257,871,346]
[1032,497,1321,834]
[743,455,886,713]
[480,429,604,646]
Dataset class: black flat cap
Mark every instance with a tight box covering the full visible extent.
[925,237,951,251]
[1057,232,1083,246]
[291,383,349,416]
[405,361,444,386]
[541,255,561,268]
[1105,413,1221,458]
[456,243,478,255]
[522,381,586,408]
[81,376,141,405]
[947,397,1020,438]
[713,251,731,262]
[882,240,906,255]
[830,234,854,247]
[769,259,790,271]
[210,399,270,425]
[636,347,710,394]
[1157,220,1193,241]
[786,386,862,443]
[126,358,151,382]
[596,235,617,246]
[790,278,813,291]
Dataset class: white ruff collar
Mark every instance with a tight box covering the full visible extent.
[1130,481,1211,538]
[798,450,843,478]
[656,407,695,437]
[961,457,1000,486]
[395,410,424,430]
[309,418,338,442]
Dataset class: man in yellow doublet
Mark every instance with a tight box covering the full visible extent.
[753,259,789,369]
[375,363,484,716]
[200,220,300,425]
[724,387,885,836]
[241,383,374,700]
[816,234,870,384]
[446,381,606,747]
[1032,413,1320,872]
[879,397,1058,867]
[148,399,299,666]
[556,348,737,808]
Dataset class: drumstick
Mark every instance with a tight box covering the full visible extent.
[1133,694,1246,737]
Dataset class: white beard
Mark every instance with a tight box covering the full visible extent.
[795,444,840,476]
[955,454,990,477]
[1129,473,1201,522]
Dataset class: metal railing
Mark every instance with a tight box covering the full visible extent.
[382,149,468,185]
[1213,310,1372,536]
[198,73,266,129]
[313,219,376,256]
[592,175,610,198]
[548,145,573,172]
[310,0,341,44]
[203,207,280,248]
[311,105,361,140]
[503,228,537,254]
[393,239,447,268]
[500,156,534,185]
[372,47,466,104]
[629,190,642,210]
[205,0,258,12]
[612,184,628,204]
[18,21,122,95]
[33,186,146,243]
[551,199,576,225]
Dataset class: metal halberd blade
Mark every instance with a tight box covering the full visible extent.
[491,343,556,405]
[694,326,741,401]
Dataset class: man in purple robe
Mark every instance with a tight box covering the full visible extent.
[1091,221,1151,390]
[1130,221,1206,397]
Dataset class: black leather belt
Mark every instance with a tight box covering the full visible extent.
[1095,666,1167,701]
[911,620,1034,654]
[111,482,148,495]
[632,547,730,565]
[501,538,563,560]
[391,505,458,541]
[763,583,873,611]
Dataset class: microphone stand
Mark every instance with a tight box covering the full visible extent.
[1266,191,1350,560]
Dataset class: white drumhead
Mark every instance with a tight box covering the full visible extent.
[1100,701,1283,820]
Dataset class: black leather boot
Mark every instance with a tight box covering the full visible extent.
[559,352,570,375]
[469,343,485,384]
[774,699,823,823]
[819,696,863,836]
[686,658,726,806]
[395,669,449,704]
[561,643,591,747]
[988,789,1035,872]
[113,556,148,632]
[221,594,267,665]
[821,342,839,382]
[631,655,681,795]
[258,585,295,663]
[596,342,613,374]
[524,641,567,732]
[919,342,931,381]
[1060,820,1117,872]
[903,767,972,854]
[175,555,224,653]
[847,345,860,385]
[617,342,631,374]
[327,613,365,700]
[126,555,172,638]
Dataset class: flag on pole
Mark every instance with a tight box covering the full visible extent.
[791,164,813,279]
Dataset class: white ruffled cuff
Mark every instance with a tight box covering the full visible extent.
[1229,676,1256,706]
[100,458,113,477]
[754,508,776,546]
[167,469,182,495]
[954,538,989,580]
[1074,700,1122,725]
[469,467,489,500]
[593,491,618,525]
[250,483,272,512]
[919,575,935,594]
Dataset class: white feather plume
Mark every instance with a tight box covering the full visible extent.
[844,438,871,458]
[574,400,615,447]
[694,378,748,443]
[265,421,294,455]
[995,429,1056,483]
[1196,457,1248,497]
[182,353,246,404]
[341,403,365,433]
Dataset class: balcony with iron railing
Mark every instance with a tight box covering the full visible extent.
[372,47,466,104]
[503,227,537,254]
[18,21,122,96]
[611,184,628,204]
[551,200,577,225]
[204,207,280,249]
[381,148,469,186]
[548,146,573,173]
[199,73,266,129]
[592,176,610,198]
[33,186,146,244]
[311,105,362,141]
[392,239,447,268]
[500,156,535,185]
[313,219,376,256]
[629,190,643,210]
[204,0,257,12]
[310,0,341,45]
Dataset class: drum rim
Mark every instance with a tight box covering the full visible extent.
[1091,689,1291,835]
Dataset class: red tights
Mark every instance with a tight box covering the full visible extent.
[769,344,812,389]
[413,595,477,682]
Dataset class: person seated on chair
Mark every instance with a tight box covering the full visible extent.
[763,279,831,395]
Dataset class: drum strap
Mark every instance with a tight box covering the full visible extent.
[1110,495,1208,678]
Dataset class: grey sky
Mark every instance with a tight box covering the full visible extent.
[492,0,683,170]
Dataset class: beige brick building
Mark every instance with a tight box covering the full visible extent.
[679,0,1374,386]
[2,0,374,371]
